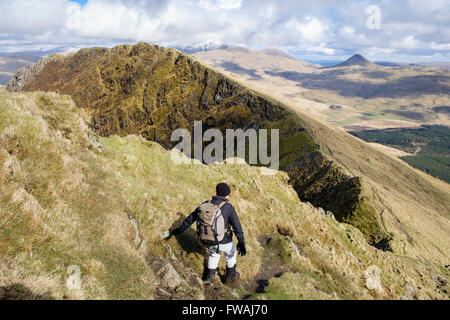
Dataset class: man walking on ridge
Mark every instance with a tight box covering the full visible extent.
[171,182,246,285]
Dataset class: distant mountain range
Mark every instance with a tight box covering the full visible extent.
[0,54,40,85]
[2,43,450,86]
[305,58,450,69]
[193,47,450,131]
[175,41,229,54]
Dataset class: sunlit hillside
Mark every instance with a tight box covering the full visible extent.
[0,86,449,300]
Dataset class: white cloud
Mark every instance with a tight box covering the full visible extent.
[198,0,242,11]
[0,0,448,62]
[307,43,335,55]
[74,2,142,39]
[0,0,70,34]
[218,0,242,10]
[339,26,355,37]
[391,35,421,49]
[286,16,327,42]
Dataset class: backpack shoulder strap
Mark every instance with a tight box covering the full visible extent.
[217,201,227,209]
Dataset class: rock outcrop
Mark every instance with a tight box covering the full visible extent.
[6,56,56,92]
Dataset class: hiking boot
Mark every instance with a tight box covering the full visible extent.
[204,268,216,286]
[226,265,240,284]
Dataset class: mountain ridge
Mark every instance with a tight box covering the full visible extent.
[9,44,386,247]
[7,43,450,262]
[260,48,297,60]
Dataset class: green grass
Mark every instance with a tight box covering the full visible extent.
[250,271,347,300]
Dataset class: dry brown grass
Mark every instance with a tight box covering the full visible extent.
[0,88,155,299]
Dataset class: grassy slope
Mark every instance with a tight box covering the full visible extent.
[290,104,450,265]
[0,87,157,299]
[191,53,450,260]
[14,44,391,249]
[220,73,450,265]
[0,87,449,300]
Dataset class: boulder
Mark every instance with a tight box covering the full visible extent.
[401,285,415,300]
[326,211,336,220]
[330,105,343,111]
[149,258,182,291]
[317,207,326,216]
[364,265,382,292]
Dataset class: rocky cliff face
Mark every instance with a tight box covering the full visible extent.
[6,55,56,92]
[7,43,391,248]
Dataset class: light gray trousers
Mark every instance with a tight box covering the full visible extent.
[207,242,237,269]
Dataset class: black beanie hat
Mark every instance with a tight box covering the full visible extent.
[216,183,231,197]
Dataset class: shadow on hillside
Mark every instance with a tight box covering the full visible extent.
[169,212,204,256]
[219,62,262,80]
[264,70,311,81]
[301,74,450,98]
[362,70,392,79]
[264,69,450,98]
[0,283,53,300]
[169,212,210,280]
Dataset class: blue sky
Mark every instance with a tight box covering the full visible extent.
[0,0,449,62]
[69,0,87,6]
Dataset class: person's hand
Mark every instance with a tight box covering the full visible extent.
[237,241,247,256]
[171,228,182,236]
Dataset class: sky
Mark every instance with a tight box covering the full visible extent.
[0,0,449,62]
[71,0,88,5]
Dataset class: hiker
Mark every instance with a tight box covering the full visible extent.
[171,182,246,285]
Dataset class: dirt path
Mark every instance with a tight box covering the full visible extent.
[202,255,294,300]
[414,146,422,155]
[205,233,300,299]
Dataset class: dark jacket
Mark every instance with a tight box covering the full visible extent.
[178,196,244,245]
